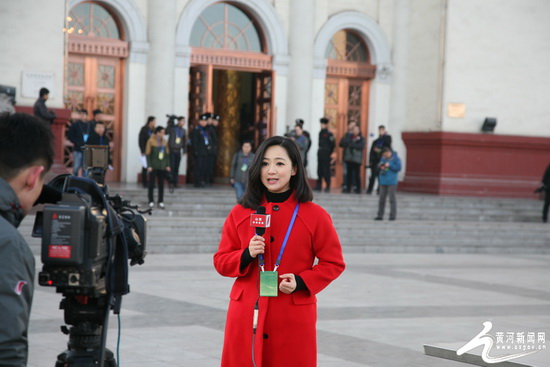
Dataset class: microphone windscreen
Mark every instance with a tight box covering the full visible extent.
[254,206,266,235]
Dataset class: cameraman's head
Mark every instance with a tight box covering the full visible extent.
[0,113,54,214]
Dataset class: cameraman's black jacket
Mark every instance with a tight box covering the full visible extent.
[0,178,34,367]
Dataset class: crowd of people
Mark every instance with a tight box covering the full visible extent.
[134,113,403,217]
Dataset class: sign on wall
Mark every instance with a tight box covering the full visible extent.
[21,71,55,99]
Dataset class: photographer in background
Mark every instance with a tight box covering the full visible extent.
[0,113,54,366]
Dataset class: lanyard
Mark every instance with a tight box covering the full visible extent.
[258,203,300,272]
[157,137,165,153]
[176,127,183,138]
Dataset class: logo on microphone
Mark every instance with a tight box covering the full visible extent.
[250,214,271,228]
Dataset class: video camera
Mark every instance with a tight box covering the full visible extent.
[33,145,147,367]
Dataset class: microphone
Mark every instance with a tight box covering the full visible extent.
[250,206,270,236]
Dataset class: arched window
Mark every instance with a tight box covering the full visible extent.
[325,30,369,63]
[190,3,264,52]
[66,3,122,39]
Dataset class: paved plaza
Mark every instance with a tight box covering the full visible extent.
[28,252,549,366]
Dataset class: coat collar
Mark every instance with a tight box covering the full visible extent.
[0,177,25,228]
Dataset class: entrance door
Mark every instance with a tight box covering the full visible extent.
[324,77,370,189]
[65,54,123,181]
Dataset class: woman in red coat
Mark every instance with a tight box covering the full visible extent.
[214,136,346,367]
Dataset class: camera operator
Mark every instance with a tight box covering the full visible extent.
[0,113,53,366]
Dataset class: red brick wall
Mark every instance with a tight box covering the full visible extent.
[401,132,550,198]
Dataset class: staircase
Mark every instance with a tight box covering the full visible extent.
[19,185,550,255]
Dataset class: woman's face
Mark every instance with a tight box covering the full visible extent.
[261,145,296,194]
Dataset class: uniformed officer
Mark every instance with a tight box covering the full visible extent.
[315,117,335,192]
[190,113,212,187]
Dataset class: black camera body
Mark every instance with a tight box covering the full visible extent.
[33,145,147,366]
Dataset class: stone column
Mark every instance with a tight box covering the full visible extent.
[146,0,176,120]
[286,0,315,130]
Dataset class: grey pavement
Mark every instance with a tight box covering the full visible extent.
[28,252,550,367]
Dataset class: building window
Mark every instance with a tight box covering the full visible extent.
[66,3,121,39]
[326,30,369,62]
[190,3,263,52]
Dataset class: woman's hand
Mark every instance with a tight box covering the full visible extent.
[279,273,296,294]
[248,235,265,258]
[147,167,153,173]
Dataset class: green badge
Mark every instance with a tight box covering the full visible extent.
[260,271,278,297]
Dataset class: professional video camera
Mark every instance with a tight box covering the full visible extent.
[33,145,148,367]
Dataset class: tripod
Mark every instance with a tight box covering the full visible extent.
[54,295,116,367]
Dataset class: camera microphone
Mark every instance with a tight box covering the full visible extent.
[250,206,270,236]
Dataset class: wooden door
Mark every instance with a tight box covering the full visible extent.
[253,71,274,147]
[65,54,123,181]
[324,77,370,189]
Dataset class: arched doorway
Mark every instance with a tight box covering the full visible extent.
[186,2,274,184]
[64,2,127,182]
[323,29,375,189]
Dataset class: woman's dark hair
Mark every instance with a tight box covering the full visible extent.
[145,116,155,126]
[239,136,312,209]
[154,126,165,134]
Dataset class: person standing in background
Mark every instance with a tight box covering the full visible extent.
[340,124,366,194]
[367,125,392,195]
[314,117,335,192]
[190,114,212,188]
[375,148,402,221]
[167,116,186,193]
[146,126,170,209]
[139,116,156,188]
[539,163,550,223]
[206,113,219,186]
[33,87,56,126]
[230,141,255,201]
[67,109,91,177]
[290,124,309,168]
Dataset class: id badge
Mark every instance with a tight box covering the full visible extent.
[175,137,181,145]
[241,163,248,172]
[83,133,89,143]
[260,271,278,297]
[159,152,164,160]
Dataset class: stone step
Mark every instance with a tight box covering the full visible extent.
[20,186,547,255]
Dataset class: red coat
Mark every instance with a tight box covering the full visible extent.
[213,195,346,367]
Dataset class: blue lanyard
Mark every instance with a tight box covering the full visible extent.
[258,203,300,272]
[157,137,165,153]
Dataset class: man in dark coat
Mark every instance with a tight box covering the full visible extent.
[206,113,219,185]
[190,113,212,187]
[366,125,392,194]
[166,116,186,191]
[138,116,156,188]
[33,87,56,126]
[314,117,335,192]
[540,163,550,223]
